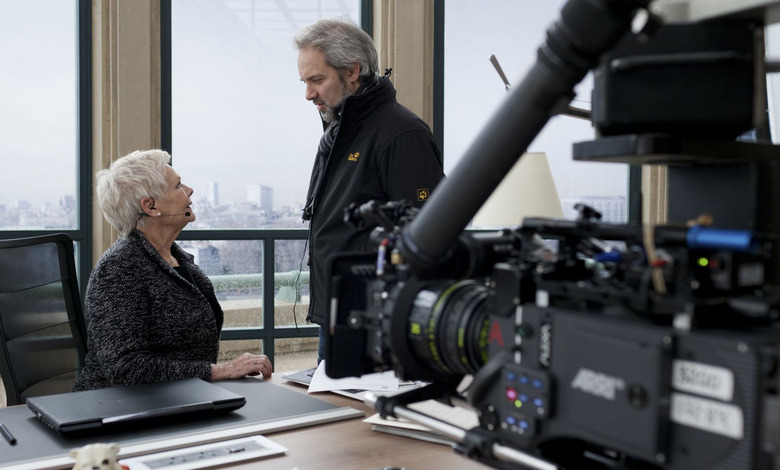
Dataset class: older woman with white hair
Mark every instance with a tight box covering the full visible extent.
[73,149,272,391]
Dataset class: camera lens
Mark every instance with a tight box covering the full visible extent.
[406,280,490,377]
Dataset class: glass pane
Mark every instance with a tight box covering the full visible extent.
[275,337,318,373]
[178,240,264,328]
[274,239,309,328]
[444,0,628,223]
[171,0,360,229]
[218,339,264,363]
[0,0,78,230]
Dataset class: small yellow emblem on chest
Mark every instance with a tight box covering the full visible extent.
[348,152,360,161]
[417,188,430,201]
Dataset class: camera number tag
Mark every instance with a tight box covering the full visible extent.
[671,359,734,401]
[670,392,744,440]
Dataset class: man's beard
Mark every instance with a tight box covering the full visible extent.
[320,79,352,123]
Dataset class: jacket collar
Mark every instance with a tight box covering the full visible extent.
[339,75,395,125]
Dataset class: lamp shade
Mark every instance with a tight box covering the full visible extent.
[472,152,563,228]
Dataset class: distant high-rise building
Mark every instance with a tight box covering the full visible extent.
[246,184,262,205]
[562,196,627,223]
[261,185,273,214]
[181,244,221,275]
[60,195,76,211]
[206,181,219,207]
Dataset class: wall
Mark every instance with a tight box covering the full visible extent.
[91,0,164,259]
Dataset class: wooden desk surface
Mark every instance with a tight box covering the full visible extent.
[240,374,490,470]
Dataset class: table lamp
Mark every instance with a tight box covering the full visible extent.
[471,152,563,228]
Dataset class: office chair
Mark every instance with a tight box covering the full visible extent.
[0,233,88,406]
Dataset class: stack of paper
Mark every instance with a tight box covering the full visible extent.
[283,361,479,446]
[364,399,479,446]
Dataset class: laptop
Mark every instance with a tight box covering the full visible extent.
[26,378,246,434]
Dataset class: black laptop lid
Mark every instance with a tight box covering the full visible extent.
[26,378,246,434]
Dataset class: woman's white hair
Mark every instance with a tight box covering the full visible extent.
[96,149,171,237]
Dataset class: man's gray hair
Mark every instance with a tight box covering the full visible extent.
[293,17,379,80]
[96,149,171,237]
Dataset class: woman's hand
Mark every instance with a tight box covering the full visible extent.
[210,352,273,381]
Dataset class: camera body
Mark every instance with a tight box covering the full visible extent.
[321,2,780,468]
[325,209,780,469]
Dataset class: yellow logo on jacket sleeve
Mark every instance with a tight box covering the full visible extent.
[417,188,430,201]
[347,152,360,161]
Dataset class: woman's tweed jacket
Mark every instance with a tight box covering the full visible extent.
[73,230,223,391]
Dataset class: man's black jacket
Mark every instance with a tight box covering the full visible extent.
[305,75,444,325]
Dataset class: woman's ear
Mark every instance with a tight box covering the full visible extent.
[140,197,157,217]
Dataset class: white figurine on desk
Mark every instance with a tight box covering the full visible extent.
[70,443,125,470]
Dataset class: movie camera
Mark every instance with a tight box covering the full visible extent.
[324,1,780,468]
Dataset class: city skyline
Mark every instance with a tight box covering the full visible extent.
[0,183,628,230]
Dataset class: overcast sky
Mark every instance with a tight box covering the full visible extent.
[0,0,77,208]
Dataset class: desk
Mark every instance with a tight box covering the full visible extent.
[0,374,488,470]
[244,375,489,470]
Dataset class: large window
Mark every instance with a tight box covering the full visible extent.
[0,1,79,231]
[6,0,780,382]
[444,0,629,223]
[169,0,361,371]
[0,0,91,294]
[170,0,360,230]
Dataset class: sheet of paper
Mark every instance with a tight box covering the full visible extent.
[307,360,400,393]
[330,380,428,401]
